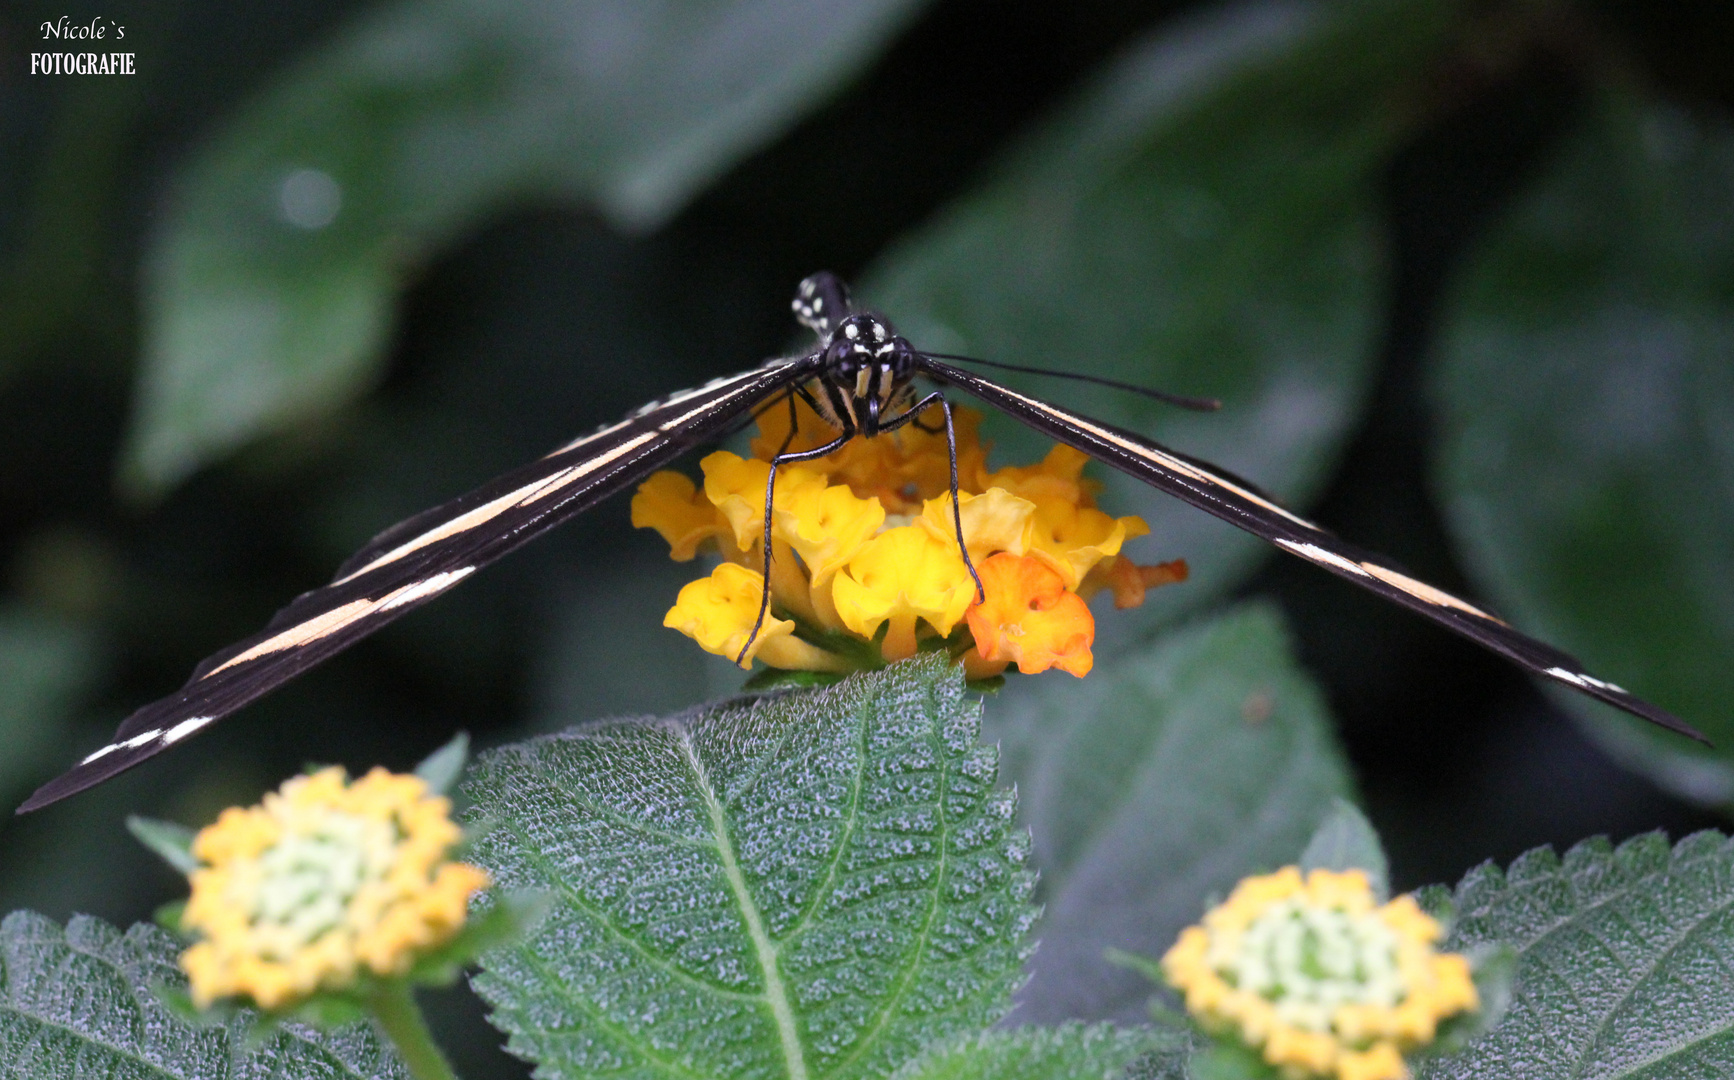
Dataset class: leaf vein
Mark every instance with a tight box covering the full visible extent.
[680,724,810,1080]
[825,684,958,1077]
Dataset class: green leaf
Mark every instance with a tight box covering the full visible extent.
[126,0,931,495]
[127,815,199,875]
[890,1023,1188,1080]
[1416,831,1734,1079]
[464,654,1036,1080]
[412,730,469,796]
[1299,797,1389,901]
[985,603,1353,1023]
[1432,89,1734,804]
[867,0,1459,641]
[0,605,99,799]
[0,910,407,1078]
[1189,1041,1281,1080]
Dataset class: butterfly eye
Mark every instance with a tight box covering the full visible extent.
[891,342,916,379]
[823,338,849,370]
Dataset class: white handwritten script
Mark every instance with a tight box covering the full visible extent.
[33,16,133,74]
[40,16,124,39]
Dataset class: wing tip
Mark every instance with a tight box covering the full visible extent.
[1540,666,1710,745]
[16,723,196,814]
[16,770,92,814]
[1636,707,1706,748]
[18,752,143,814]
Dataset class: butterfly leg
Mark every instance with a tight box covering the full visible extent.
[906,402,946,435]
[735,422,854,665]
[878,393,985,604]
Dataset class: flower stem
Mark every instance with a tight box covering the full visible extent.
[365,980,459,1080]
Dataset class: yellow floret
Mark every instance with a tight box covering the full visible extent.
[832,526,976,661]
[664,562,850,671]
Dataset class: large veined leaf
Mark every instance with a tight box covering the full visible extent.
[0,910,407,1078]
[1432,89,1734,804]
[984,603,1353,1024]
[464,655,1036,1080]
[1416,830,1734,1078]
[126,0,930,495]
[868,0,1460,645]
[889,1024,1188,1080]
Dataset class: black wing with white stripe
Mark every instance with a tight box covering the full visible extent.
[915,354,1705,743]
[18,358,816,812]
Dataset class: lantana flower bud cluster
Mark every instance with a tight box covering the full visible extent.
[632,399,1187,678]
[179,766,490,1011]
[1163,867,1479,1080]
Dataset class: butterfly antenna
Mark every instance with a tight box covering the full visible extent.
[923,352,1221,411]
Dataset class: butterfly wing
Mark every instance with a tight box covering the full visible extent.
[20,359,815,812]
[917,355,1703,742]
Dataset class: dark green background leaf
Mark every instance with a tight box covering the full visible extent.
[1433,89,1734,804]
[464,655,1036,1080]
[0,910,407,1079]
[984,603,1353,1023]
[1417,831,1734,1079]
[126,0,931,494]
[869,0,1458,643]
[0,606,99,803]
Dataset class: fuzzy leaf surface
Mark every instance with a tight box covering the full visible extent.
[465,654,1036,1080]
[0,910,407,1079]
[890,1023,1187,1080]
[1417,831,1734,1079]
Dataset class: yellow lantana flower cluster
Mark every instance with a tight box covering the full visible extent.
[180,766,490,1010]
[632,400,1187,678]
[1163,867,1478,1080]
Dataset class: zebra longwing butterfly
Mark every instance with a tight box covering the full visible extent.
[18,272,1703,812]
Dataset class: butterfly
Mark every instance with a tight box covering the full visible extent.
[18,272,1703,812]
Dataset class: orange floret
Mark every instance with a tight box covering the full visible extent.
[965,553,1095,676]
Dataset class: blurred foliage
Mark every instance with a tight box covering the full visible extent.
[1434,86,1734,803]
[124,0,932,495]
[987,604,1351,1024]
[1299,796,1390,900]
[0,606,100,798]
[4,0,1734,1076]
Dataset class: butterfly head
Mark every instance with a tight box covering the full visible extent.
[816,313,918,435]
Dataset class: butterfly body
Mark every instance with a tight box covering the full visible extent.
[17,272,1702,813]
